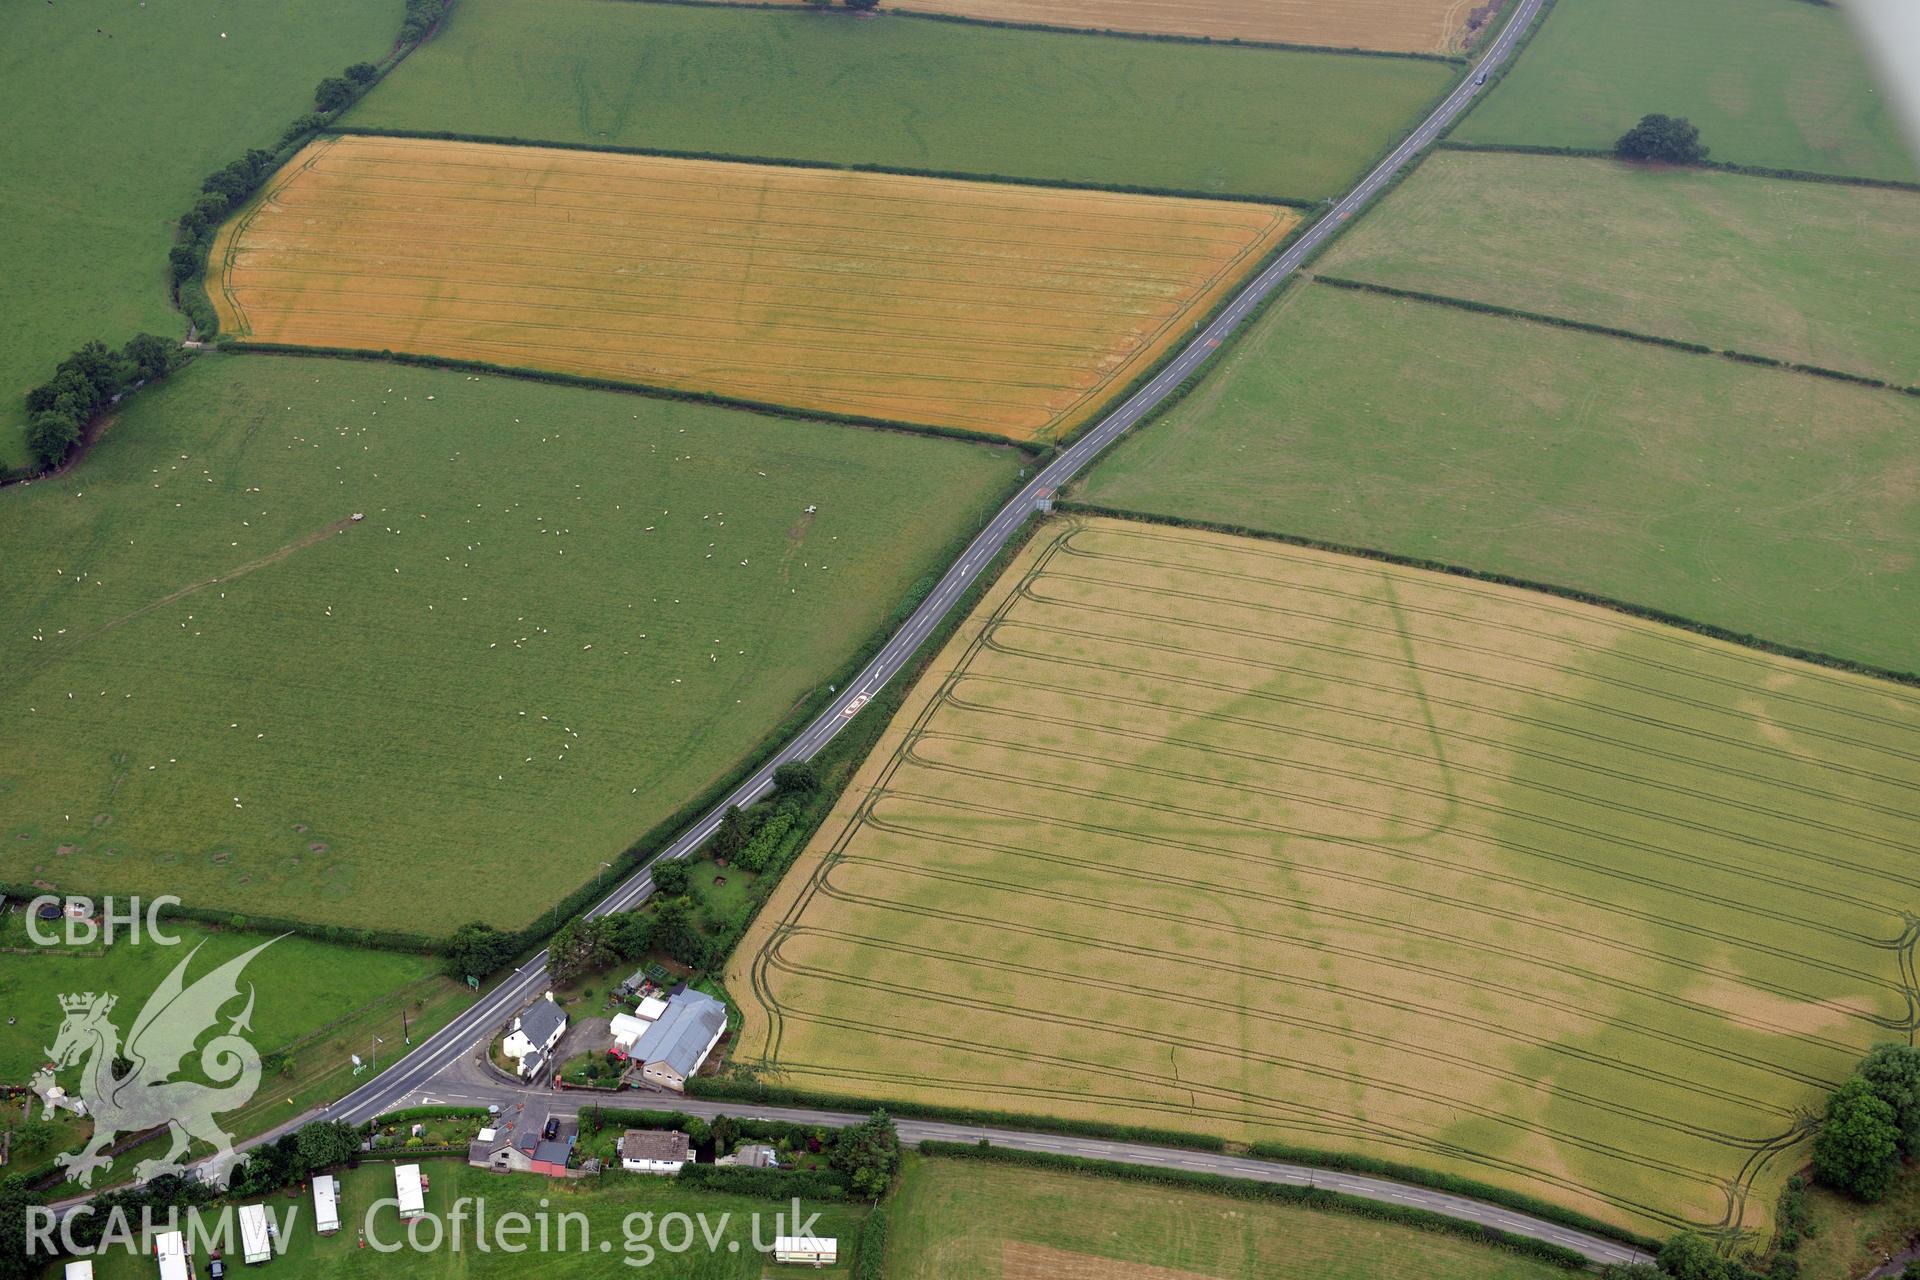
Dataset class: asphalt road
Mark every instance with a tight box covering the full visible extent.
[52,0,1658,1267]
[323,0,1546,1128]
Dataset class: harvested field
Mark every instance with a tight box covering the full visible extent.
[740,0,1487,54]
[732,516,1920,1238]
[210,136,1297,442]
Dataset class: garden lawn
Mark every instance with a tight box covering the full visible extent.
[1074,282,1920,674]
[343,0,1455,202]
[1317,152,1920,386]
[79,1160,868,1277]
[0,0,401,470]
[887,1154,1579,1278]
[0,354,1020,937]
[1454,0,1916,181]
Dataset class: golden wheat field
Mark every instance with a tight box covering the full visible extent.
[209,135,1297,441]
[730,516,1920,1239]
[742,0,1487,53]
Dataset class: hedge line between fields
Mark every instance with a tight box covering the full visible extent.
[610,0,1465,62]
[0,882,440,952]
[1057,501,1920,689]
[218,340,1035,454]
[325,126,1315,208]
[1313,275,1920,395]
[684,1078,1228,1152]
[852,1204,887,1280]
[916,1142,1598,1268]
[1435,140,1920,192]
[1314,274,1714,351]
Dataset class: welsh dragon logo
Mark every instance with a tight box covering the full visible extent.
[45,938,276,1188]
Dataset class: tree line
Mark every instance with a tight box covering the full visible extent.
[22,334,181,469]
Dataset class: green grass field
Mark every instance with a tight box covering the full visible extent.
[1,915,472,1190]
[76,1160,867,1277]
[887,1154,1575,1278]
[1454,0,1917,181]
[343,0,1455,202]
[0,354,1019,937]
[0,918,443,1083]
[732,516,1920,1238]
[0,0,401,471]
[1074,282,1920,674]
[1318,151,1920,385]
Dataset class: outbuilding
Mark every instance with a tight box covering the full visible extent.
[312,1174,341,1235]
[393,1163,427,1220]
[773,1237,838,1266]
[625,988,727,1092]
[63,1262,94,1280]
[237,1203,273,1264]
[153,1230,190,1280]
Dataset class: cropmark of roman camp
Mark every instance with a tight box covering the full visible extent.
[732,517,1920,1240]
[210,135,1296,442]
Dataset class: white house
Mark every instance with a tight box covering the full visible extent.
[618,1129,690,1175]
[312,1174,341,1235]
[154,1229,190,1280]
[63,1262,94,1280]
[501,995,567,1079]
[237,1203,272,1264]
[625,988,727,1092]
[634,995,669,1022]
[394,1163,427,1220]
[774,1237,838,1266]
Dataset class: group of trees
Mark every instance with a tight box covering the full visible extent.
[227,1120,363,1197]
[547,909,654,984]
[1811,1043,1920,1201]
[23,333,178,468]
[313,60,381,115]
[804,0,882,10]
[1600,1231,1787,1280]
[829,1112,901,1199]
[1615,113,1710,165]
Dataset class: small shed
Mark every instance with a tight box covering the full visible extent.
[608,1012,649,1055]
[394,1163,426,1220]
[312,1174,341,1235]
[774,1236,838,1266]
[634,995,669,1022]
[238,1203,272,1264]
[64,1262,95,1280]
[154,1229,190,1280]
